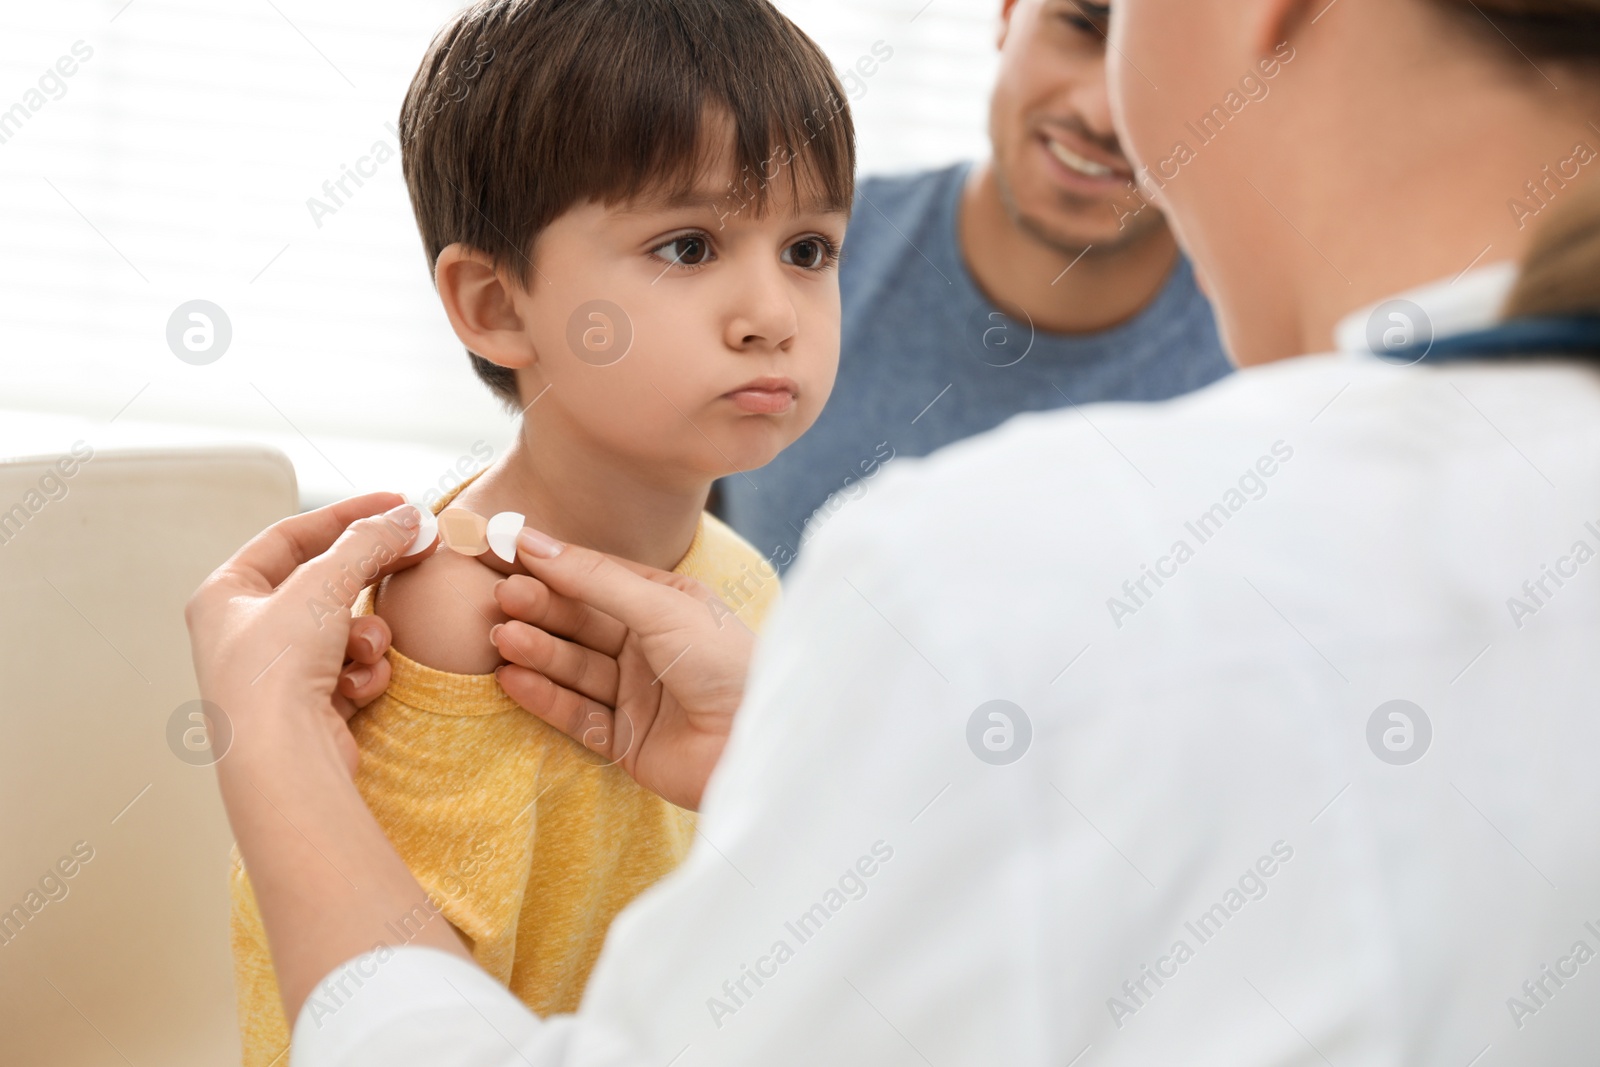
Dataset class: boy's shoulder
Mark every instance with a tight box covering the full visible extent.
[373,508,781,676]
[376,546,507,675]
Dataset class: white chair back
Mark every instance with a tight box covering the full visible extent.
[0,445,296,1066]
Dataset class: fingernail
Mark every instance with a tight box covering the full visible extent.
[489,623,503,644]
[361,631,383,658]
[518,527,565,559]
[345,665,372,688]
[386,503,421,530]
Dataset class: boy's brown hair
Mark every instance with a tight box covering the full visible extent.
[398,0,858,409]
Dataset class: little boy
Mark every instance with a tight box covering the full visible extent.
[227,0,855,1061]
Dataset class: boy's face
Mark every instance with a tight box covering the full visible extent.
[503,147,848,488]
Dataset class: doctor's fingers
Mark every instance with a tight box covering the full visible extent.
[493,573,628,658]
[336,654,391,716]
[345,615,392,665]
[495,662,621,758]
[333,614,395,715]
[492,619,619,707]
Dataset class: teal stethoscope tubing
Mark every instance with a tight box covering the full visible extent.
[1384,316,1600,363]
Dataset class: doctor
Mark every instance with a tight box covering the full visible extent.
[189,0,1600,1061]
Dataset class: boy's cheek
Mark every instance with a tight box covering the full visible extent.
[580,374,712,457]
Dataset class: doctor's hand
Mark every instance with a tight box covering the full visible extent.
[185,494,426,779]
[490,528,756,811]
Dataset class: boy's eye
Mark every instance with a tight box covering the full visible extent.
[782,237,834,270]
[654,235,711,267]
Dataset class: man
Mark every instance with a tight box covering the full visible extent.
[719,0,1231,573]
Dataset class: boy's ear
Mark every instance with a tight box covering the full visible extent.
[433,243,538,371]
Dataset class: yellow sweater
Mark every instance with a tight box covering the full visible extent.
[228,488,779,1066]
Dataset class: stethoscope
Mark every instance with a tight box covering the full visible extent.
[1378,316,1600,363]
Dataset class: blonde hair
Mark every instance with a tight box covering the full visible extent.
[1438,0,1600,317]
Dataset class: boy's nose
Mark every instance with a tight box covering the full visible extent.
[724,266,799,352]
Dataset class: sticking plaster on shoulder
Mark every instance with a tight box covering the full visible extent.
[438,508,489,556]
[400,501,525,565]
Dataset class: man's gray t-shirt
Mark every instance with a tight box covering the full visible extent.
[719,162,1233,574]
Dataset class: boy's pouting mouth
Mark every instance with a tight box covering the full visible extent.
[722,374,800,415]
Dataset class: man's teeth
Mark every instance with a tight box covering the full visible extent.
[1045,137,1115,178]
